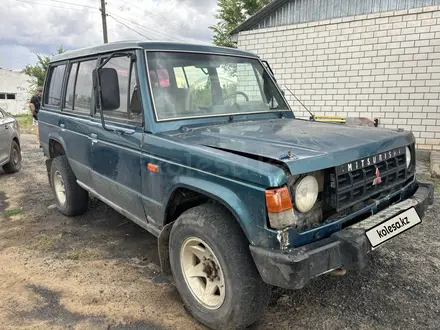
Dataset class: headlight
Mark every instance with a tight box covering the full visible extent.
[405,146,411,168]
[294,175,319,213]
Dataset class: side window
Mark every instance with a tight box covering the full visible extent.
[45,64,66,107]
[102,56,142,125]
[64,62,78,111]
[74,60,97,114]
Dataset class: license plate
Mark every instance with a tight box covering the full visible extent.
[366,207,421,249]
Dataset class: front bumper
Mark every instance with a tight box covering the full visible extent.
[250,181,434,290]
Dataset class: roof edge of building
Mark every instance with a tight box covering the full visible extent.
[230,0,289,35]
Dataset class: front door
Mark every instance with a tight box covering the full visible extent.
[89,53,147,225]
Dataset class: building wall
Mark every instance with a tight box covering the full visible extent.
[237,5,440,150]
[0,69,35,115]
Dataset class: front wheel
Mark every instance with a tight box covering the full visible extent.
[169,203,271,329]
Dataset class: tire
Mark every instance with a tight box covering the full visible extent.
[2,140,21,174]
[50,155,88,216]
[169,203,271,330]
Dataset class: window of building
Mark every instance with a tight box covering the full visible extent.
[0,94,5,99]
[101,55,142,125]
[45,64,66,107]
[74,60,97,114]
[6,94,16,100]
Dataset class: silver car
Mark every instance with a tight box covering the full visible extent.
[0,108,21,173]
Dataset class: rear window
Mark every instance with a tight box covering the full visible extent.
[45,64,66,107]
[64,60,96,114]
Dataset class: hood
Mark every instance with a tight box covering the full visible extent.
[166,119,414,174]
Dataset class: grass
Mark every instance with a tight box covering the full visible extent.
[33,236,57,251]
[15,114,34,131]
[65,249,92,260]
[29,233,63,252]
[4,209,25,217]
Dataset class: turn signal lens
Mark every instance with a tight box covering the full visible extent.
[148,163,160,173]
[266,187,293,213]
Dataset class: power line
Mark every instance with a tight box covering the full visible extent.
[15,0,96,12]
[113,0,187,33]
[107,11,183,41]
[108,3,194,41]
[107,14,151,40]
[36,0,97,9]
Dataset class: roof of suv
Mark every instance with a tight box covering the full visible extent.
[51,40,259,63]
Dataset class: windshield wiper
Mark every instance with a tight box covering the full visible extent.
[282,85,315,121]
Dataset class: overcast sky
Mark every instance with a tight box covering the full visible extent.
[0,0,218,70]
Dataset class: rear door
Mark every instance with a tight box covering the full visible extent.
[40,61,93,185]
[59,59,95,184]
[0,109,8,164]
[89,52,147,225]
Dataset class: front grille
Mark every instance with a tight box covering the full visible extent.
[328,146,415,211]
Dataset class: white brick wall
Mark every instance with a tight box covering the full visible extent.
[237,5,440,151]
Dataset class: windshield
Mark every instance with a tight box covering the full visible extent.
[146,52,289,120]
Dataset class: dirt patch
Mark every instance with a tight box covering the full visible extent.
[0,134,439,330]
[0,135,201,330]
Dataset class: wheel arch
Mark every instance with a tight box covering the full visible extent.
[12,136,20,148]
[45,135,68,186]
[48,135,67,159]
[158,181,254,274]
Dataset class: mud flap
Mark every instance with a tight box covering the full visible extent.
[45,158,53,187]
[158,222,173,274]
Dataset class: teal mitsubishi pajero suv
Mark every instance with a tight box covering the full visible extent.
[39,41,434,329]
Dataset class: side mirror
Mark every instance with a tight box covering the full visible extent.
[93,68,120,111]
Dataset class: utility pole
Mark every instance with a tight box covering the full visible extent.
[100,0,108,43]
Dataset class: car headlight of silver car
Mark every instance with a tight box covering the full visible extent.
[294,175,319,213]
[405,146,411,169]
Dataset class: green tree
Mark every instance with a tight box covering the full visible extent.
[210,0,271,48]
[23,46,66,87]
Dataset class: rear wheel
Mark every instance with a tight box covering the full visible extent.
[2,140,21,174]
[50,155,88,216]
[169,203,271,329]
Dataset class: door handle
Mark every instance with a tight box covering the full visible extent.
[60,123,65,128]
[5,124,9,129]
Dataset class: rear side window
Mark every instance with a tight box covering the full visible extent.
[45,64,66,107]
[73,60,97,113]
[64,62,78,111]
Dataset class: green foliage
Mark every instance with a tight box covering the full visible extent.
[210,0,271,48]
[4,209,24,217]
[23,46,66,89]
[15,114,34,132]
[191,81,213,107]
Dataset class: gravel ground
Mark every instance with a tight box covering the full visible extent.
[0,134,439,330]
